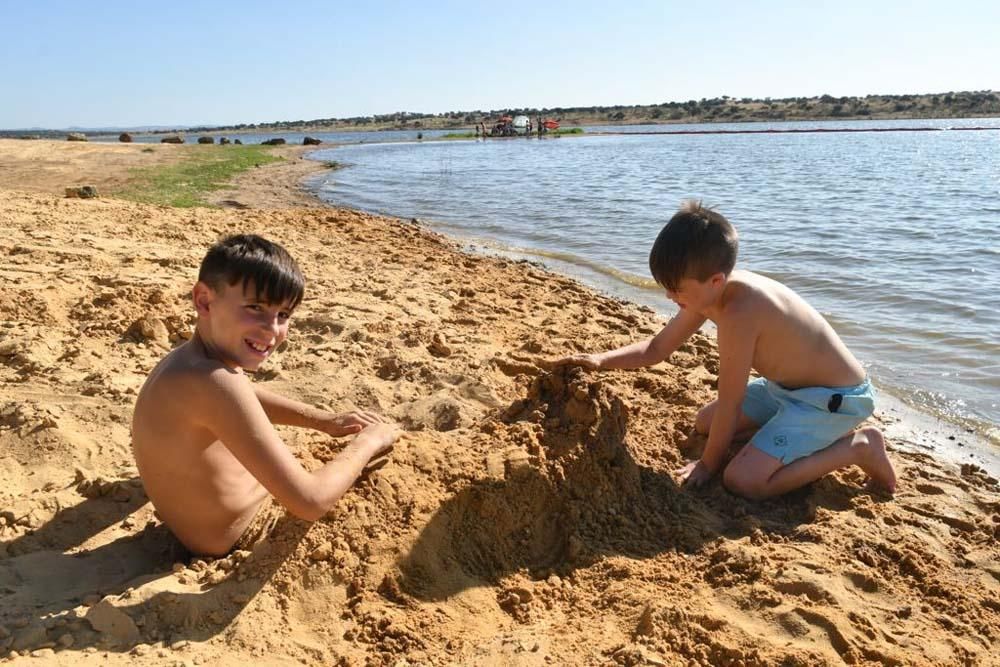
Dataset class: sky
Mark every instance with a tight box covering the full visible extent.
[2,0,998,129]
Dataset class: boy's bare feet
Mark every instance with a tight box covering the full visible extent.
[854,427,897,493]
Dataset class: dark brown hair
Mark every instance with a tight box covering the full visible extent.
[648,201,738,291]
[198,234,305,308]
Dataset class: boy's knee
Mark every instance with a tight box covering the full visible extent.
[723,464,767,500]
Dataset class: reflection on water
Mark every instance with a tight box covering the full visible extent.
[308,120,1000,440]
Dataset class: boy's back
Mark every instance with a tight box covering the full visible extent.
[719,269,866,389]
[133,341,269,556]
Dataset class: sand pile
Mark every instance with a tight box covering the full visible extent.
[400,367,643,593]
[1,183,998,665]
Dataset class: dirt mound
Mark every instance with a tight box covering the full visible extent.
[397,367,704,606]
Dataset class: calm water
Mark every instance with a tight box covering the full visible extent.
[306,120,1000,442]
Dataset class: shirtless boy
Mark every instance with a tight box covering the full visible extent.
[556,201,896,498]
[132,234,400,556]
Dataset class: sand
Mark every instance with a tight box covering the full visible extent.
[0,140,998,666]
[0,138,186,195]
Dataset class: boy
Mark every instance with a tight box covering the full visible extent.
[556,201,895,498]
[132,234,400,556]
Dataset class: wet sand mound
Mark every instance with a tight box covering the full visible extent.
[399,367,641,596]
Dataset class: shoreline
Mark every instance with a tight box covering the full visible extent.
[1,141,998,665]
[204,145,329,209]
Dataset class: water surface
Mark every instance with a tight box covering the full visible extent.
[307,120,1000,441]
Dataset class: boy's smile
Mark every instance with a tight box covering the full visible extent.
[195,281,294,371]
[245,338,273,356]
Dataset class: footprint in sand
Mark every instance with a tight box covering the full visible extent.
[845,570,881,593]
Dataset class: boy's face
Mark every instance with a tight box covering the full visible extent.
[665,274,724,314]
[193,280,295,371]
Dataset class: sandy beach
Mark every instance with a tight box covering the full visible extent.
[1,139,998,666]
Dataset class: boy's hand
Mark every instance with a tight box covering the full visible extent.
[676,460,715,488]
[550,353,602,371]
[321,410,387,437]
[353,422,402,462]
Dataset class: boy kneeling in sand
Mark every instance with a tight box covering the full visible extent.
[132,235,400,556]
[556,202,895,498]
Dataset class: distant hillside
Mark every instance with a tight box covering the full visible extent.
[0,125,193,139]
[3,91,997,137]
[187,90,1000,134]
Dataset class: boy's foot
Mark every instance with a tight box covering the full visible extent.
[855,427,897,493]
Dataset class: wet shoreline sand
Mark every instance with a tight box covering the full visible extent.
[1,140,998,665]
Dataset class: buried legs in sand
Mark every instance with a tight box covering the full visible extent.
[693,402,897,499]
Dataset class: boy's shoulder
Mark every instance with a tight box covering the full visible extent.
[146,342,245,396]
[136,343,254,432]
[720,270,819,339]
[720,271,774,316]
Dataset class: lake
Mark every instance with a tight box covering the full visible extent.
[306,119,1000,443]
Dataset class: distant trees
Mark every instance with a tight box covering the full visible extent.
[142,90,998,137]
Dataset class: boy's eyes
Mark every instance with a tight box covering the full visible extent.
[245,304,292,321]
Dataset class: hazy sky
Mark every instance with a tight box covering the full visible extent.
[2,0,998,128]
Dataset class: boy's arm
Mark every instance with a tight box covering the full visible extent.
[556,307,706,370]
[679,311,756,485]
[252,385,385,437]
[194,369,399,521]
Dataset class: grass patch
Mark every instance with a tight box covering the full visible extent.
[442,131,477,139]
[116,145,283,207]
[551,127,584,135]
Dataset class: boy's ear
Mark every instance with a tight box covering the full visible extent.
[709,272,727,288]
[192,281,215,316]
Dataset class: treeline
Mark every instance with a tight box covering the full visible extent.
[3,91,998,137]
[191,90,1000,133]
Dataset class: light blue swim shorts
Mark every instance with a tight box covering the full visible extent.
[741,376,875,465]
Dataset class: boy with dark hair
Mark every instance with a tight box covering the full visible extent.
[555,202,895,498]
[132,234,400,556]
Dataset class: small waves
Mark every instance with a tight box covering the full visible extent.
[444,233,662,292]
[510,246,660,290]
